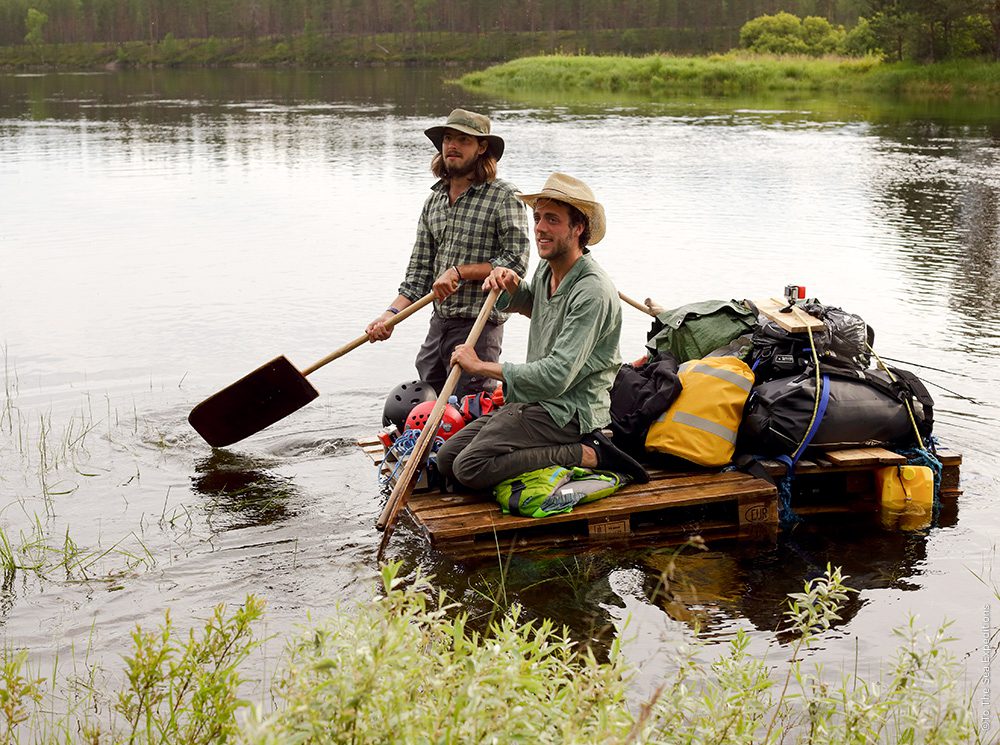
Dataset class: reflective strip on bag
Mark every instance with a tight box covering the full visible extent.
[680,361,753,392]
[671,411,739,444]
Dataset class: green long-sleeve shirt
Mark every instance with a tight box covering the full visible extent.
[500,253,622,434]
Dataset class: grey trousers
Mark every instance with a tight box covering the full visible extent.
[415,311,503,398]
[436,402,584,491]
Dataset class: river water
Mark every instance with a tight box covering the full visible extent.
[1,68,998,711]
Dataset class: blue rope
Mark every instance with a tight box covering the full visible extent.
[770,373,830,528]
[774,455,802,528]
[377,429,446,488]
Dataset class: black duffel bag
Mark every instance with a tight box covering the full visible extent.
[737,365,933,457]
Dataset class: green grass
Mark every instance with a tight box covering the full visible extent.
[458,52,1000,99]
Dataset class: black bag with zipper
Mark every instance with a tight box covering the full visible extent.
[609,352,682,455]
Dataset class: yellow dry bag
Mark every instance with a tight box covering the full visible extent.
[644,356,755,467]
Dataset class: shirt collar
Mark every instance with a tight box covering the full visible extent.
[542,253,593,298]
[431,179,483,196]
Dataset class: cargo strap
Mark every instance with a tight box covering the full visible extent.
[770,322,830,526]
[772,373,830,526]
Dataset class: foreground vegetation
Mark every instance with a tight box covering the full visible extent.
[458,53,1000,98]
[1,563,989,743]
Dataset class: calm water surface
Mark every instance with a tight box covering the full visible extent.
[1,68,999,708]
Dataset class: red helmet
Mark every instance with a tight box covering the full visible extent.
[404,401,465,440]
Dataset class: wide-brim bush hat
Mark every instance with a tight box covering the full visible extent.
[425,108,505,161]
[516,172,607,245]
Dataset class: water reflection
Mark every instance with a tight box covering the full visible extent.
[190,450,296,532]
[2,68,460,124]
[0,570,16,628]
[3,67,998,682]
[866,120,1000,355]
[628,514,933,640]
[419,546,625,652]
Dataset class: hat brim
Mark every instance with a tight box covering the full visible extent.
[425,125,505,161]
[516,190,606,246]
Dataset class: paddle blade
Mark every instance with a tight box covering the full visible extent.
[189,355,319,447]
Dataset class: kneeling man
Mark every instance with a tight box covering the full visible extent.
[436,173,648,490]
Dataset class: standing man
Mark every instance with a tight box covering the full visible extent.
[436,173,649,490]
[365,109,530,398]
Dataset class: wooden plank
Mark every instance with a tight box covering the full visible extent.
[420,477,776,541]
[410,471,751,521]
[935,448,962,467]
[752,297,826,333]
[418,473,767,532]
[739,491,779,541]
[824,447,907,467]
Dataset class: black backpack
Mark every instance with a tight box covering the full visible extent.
[748,302,875,383]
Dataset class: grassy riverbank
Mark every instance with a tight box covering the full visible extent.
[458,53,1000,98]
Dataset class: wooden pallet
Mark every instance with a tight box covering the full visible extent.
[406,470,778,556]
[358,437,962,557]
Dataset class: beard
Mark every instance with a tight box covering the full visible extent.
[444,154,478,179]
[537,234,574,261]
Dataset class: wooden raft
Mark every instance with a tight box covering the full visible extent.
[359,437,961,557]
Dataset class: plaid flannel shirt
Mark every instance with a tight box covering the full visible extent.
[399,177,530,323]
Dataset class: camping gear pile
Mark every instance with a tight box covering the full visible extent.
[608,291,940,526]
[377,290,939,524]
[610,293,935,470]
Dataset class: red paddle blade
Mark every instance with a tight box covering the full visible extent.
[188,355,319,447]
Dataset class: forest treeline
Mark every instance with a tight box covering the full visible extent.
[4,0,1000,63]
[2,0,870,46]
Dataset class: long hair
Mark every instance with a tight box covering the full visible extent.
[431,144,498,184]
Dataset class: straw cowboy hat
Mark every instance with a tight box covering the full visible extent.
[424,108,505,161]
[516,172,607,246]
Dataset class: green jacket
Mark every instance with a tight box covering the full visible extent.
[500,253,622,434]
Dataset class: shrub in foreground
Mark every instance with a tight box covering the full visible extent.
[245,563,981,744]
[1,563,985,743]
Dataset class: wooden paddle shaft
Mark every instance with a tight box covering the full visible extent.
[618,291,659,317]
[376,289,500,546]
[301,291,435,376]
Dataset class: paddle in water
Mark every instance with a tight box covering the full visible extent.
[376,288,500,558]
[189,291,435,447]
